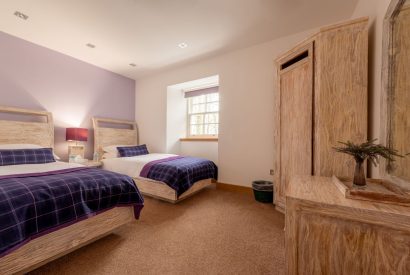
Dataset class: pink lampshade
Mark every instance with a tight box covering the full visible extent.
[66,128,88,142]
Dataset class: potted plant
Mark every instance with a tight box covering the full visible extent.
[333,139,404,186]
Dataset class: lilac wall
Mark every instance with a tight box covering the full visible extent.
[0,31,135,160]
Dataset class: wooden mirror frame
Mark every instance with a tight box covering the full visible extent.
[380,0,409,187]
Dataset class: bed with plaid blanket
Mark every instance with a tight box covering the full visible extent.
[140,156,218,197]
[0,167,144,257]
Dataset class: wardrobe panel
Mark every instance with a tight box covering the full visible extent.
[314,20,368,178]
[278,46,313,208]
[390,4,410,181]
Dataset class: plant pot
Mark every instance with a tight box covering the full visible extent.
[353,161,366,186]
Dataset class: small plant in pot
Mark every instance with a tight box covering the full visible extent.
[333,139,404,186]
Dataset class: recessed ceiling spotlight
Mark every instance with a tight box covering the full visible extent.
[86,43,96,48]
[129,63,137,67]
[14,11,29,20]
[178,42,188,49]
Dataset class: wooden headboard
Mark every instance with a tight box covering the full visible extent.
[92,117,138,159]
[0,106,54,148]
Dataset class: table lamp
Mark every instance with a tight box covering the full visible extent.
[66,128,88,160]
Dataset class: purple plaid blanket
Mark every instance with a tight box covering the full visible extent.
[140,156,218,197]
[0,167,144,257]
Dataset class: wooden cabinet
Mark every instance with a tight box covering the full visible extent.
[286,176,410,275]
[273,18,368,212]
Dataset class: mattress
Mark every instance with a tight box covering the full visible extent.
[0,161,83,176]
[102,153,177,178]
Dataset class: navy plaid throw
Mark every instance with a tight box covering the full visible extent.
[141,156,218,197]
[0,167,144,257]
[117,144,149,157]
[0,148,55,166]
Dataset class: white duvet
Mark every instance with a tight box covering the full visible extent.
[0,161,84,176]
[102,153,176,178]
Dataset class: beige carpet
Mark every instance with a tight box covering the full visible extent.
[30,185,285,275]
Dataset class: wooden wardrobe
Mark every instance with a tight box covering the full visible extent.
[273,17,368,212]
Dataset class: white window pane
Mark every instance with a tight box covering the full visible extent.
[187,92,219,137]
[192,95,205,104]
[191,104,205,114]
[206,102,219,112]
[205,113,219,123]
[205,124,218,135]
[190,114,204,125]
[190,125,204,135]
[206,93,219,102]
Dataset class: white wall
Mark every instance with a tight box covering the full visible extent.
[135,29,316,187]
[166,86,186,154]
[350,0,390,177]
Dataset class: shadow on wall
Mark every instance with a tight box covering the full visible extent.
[0,75,44,110]
[0,75,135,160]
[0,30,136,160]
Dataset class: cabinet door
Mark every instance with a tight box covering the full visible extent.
[276,44,313,208]
[314,20,368,178]
[389,5,410,181]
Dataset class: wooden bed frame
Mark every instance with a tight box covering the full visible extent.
[0,106,136,274]
[92,117,213,203]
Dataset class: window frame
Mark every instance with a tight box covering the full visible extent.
[186,93,219,138]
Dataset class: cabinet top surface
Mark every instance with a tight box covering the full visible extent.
[287,175,410,217]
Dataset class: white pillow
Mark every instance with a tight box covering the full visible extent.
[102,152,118,159]
[0,144,61,160]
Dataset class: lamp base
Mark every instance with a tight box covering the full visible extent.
[68,145,85,160]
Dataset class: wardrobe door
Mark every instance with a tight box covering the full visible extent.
[277,44,314,207]
[389,4,410,181]
[314,20,368,178]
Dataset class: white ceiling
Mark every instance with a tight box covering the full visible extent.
[0,0,359,80]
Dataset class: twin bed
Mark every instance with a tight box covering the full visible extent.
[0,107,217,274]
[93,117,217,203]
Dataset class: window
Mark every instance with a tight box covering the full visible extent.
[187,92,219,137]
